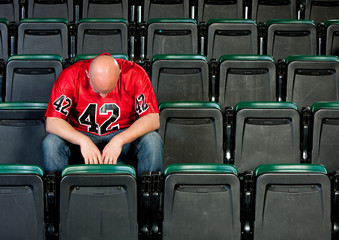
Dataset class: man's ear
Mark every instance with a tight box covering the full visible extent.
[85,70,89,79]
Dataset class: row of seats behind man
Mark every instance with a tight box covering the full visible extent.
[1,18,339,64]
[1,100,339,176]
[1,0,339,25]
[0,162,336,240]
[1,53,339,111]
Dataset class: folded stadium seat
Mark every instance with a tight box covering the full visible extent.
[151,54,210,105]
[140,0,191,23]
[158,102,224,169]
[146,18,199,60]
[0,0,19,24]
[206,19,258,61]
[0,102,47,166]
[196,0,243,24]
[162,164,241,240]
[285,55,339,109]
[305,0,339,24]
[59,164,138,240]
[326,20,339,56]
[80,0,129,20]
[75,53,129,61]
[17,18,69,62]
[5,54,63,102]
[0,165,45,240]
[218,55,277,110]
[234,102,301,173]
[253,164,331,240]
[76,18,129,57]
[27,0,74,23]
[251,0,297,24]
[0,19,8,63]
[310,102,339,174]
[266,19,317,62]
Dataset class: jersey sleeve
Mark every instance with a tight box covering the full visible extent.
[45,66,77,120]
[132,63,159,117]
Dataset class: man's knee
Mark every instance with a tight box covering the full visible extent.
[140,131,163,155]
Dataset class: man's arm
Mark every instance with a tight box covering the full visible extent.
[46,117,103,164]
[102,113,160,164]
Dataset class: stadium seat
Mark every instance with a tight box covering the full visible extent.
[285,55,339,109]
[251,0,297,23]
[75,53,129,61]
[311,102,339,174]
[162,163,241,240]
[59,164,138,240]
[326,20,339,56]
[0,19,8,63]
[80,0,129,20]
[266,19,317,61]
[196,0,243,24]
[218,55,277,110]
[151,54,210,104]
[5,54,63,102]
[305,0,339,24]
[140,0,191,23]
[0,0,19,23]
[0,102,47,166]
[146,18,198,60]
[17,18,69,62]
[158,102,224,169]
[253,164,331,240]
[26,0,74,23]
[206,19,258,61]
[234,102,301,173]
[76,18,129,56]
[0,164,45,240]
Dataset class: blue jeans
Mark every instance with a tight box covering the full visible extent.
[42,129,163,176]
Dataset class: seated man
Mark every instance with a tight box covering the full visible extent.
[42,53,163,175]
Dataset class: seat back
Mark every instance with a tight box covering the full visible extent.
[0,102,47,166]
[158,102,224,169]
[151,54,210,104]
[311,102,339,174]
[266,19,317,61]
[207,19,258,61]
[253,164,331,240]
[234,102,301,173]
[0,165,45,240]
[305,0,339,24]
[27,0,74,22]
[5,54,63,102]
[197,0,243,24]
[81,0,129,20]
[326,20,339,56]
[285,55,339,108]
[251,0,297,23]
[0,0,19,23]
[76,18,129,56]
[163,164,241,240]
[146,19,198,60]
[17,18,69,61]
[0,19,8,63]
[59,165,138,240]
[218,55,276,109]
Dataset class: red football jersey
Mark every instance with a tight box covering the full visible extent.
[45,54,159,136]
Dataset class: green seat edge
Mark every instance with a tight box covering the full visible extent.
[0,164,44,176]
[8,54,63,62]
[267,19,315,26]
[148,18,197,25]
[255,164,327,176]
[235,101,298,111]
[207,18,256,25]
[286,55,339,63]
[219,54,274,63]
[79,18,128,24]
[61,164,136,177]
[312,102,339,112]
[159,101,222,111]
[164,163,238,176]
[0,102,48,110]
[20,18,69,24]
[152,54,207,62]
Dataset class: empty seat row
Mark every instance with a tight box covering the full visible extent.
[2,0,339,24]
[0,163,337,240]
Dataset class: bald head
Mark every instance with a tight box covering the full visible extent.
[86,55,120,98]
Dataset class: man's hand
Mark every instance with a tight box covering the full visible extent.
[79,136,103,164]
[102,136,124,164]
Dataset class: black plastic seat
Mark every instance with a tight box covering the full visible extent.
[251,0,297,23]
[253,164,331,240]
[305,0,339,24]
[81,0,129,20]
[0,19,8,63]
[326,20,339,56]
[151,54,210,104]
[0,0,19,23]
[59,165,138,240]
[162,163,241,240]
